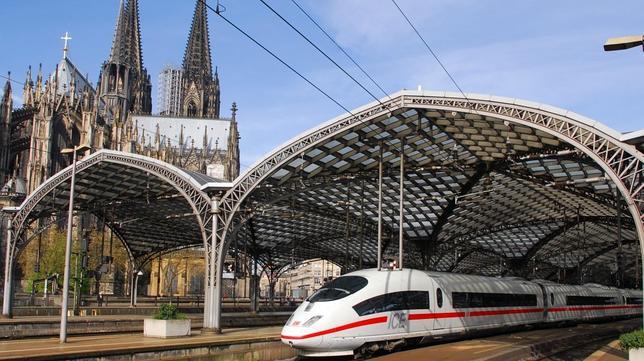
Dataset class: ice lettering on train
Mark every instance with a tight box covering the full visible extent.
[388,311,408,329]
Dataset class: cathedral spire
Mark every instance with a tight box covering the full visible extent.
[1,72,11,113]
[100,0,151,121]
[109,0,128,64]
[0,73,12,183]
[183,0,212,81]
[108,0,143,71]
[127,0,144,72]
[225,102,240,181]
[180,0,220,118]
[23,66,34,106]
[35,64,43,104]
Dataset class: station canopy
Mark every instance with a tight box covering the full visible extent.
[230,92,640,284]
[13,151,220,265]
[10,92,640,287]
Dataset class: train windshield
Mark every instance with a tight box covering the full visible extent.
[307,276,368,303]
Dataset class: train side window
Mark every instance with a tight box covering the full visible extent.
[451,292,537,308]
[308,276,368,303]
[406,291,430,310]
[353,291,429,316]
[550,293,554,306]
[566,296,619,306]
[436,288,443,308]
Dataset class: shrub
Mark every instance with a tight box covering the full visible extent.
[153,303,186,320]
[619,329,644,351]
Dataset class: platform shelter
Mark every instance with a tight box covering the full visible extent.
[2,90,643,333]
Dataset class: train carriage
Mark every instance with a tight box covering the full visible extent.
[281,268,642,357]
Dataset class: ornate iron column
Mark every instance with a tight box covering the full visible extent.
[2,212,15,318]
[204,195,221,332]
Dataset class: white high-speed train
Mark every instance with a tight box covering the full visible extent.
[280,268,642,357]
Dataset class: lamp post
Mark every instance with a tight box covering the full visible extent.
[602,36,643,328]
[59,144,90,343]
[134,270,144,306]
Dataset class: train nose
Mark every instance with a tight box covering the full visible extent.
[280,315,326,349]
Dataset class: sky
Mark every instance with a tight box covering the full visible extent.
[1,0,643,171]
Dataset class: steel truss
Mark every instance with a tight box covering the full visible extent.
[208,91,642,331]
[2,91,642,334]
[2,150,215,320]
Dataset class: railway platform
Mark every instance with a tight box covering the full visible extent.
[0,326,290,361]
[0,312,290,339]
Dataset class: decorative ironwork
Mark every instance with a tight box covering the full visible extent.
[6,149,215,291]
[213,91,642,282]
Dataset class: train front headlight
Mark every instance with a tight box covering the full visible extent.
[302,315,323,327]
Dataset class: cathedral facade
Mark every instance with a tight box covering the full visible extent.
[0,0,239,198]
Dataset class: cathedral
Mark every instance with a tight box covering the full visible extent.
[0,0,240,199]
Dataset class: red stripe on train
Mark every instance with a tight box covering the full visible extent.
[549,305,642,312]
[409,307,543,320]
[281,316,388,340]
[409,311,464,320]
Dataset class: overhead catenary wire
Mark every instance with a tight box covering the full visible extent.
[390,0,475,110]
[289,0,390,100]
[258,0,383,105]
[198,0,354,115]
[205,0,403,175]
[0,73,25,86]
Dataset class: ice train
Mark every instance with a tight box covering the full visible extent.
[280,268,642,357]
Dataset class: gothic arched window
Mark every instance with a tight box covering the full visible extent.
[187,101,197,117]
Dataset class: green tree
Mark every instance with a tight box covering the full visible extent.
[21,227,66,293]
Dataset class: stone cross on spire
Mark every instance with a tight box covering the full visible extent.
[61,32,72,58]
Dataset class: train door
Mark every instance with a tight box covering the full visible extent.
[537,283,548,320]
[433,285,446,331]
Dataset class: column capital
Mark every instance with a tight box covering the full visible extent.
[210,195,221,214]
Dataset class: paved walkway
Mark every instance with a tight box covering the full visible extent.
[0,311,289,324]
[584,340,628,361]
[0,326,282,360]
[0,312,290,339]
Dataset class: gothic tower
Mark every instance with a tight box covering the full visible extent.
[180,0,221,118]
[98,0,152,125]
[0,75,12,183]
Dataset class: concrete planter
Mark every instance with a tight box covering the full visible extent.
[630,348,644,361]
[144,318,191,338]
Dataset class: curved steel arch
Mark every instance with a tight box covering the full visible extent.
[404,93,642,235]
[11,150,212,247]
[206,90,643,331]
[216,90,643,253]
[2,150,215,318]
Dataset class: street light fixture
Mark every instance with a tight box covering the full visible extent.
[59,144,90,343]
[603,35,643,52]
[133,270,144,306]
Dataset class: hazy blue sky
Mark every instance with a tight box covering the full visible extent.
[1,0,642,170]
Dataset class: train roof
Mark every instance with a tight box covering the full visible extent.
[347,268,636,293]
